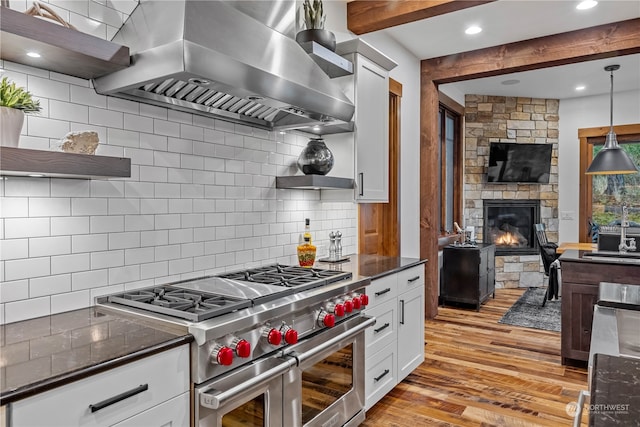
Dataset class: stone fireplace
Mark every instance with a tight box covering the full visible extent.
[464,95,559,289]
[483,199,540,256]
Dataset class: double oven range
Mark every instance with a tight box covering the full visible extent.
[96,264,374,427]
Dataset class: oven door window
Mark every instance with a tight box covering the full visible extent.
[222,395,265,426]
[301,343,354,424]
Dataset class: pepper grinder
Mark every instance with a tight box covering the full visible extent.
[329,231,337,261]
[335,231,342,259]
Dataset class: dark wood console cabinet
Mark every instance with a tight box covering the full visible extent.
[441,243,496,310]
[560,252,640,366]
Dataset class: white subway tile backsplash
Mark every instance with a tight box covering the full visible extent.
[28,75,70,101]
[51,290,91,315]
[88,0,124,27]
[155,244,181,261]
[1,239,28,260]
[124,113,154,133]
[125,182,155,199]
[180,124,204,141]
[169,258,193,275]
[51,178,90,197]
[49,100,89,123]
[107,97,139,114]
[70,85,107,108]
[72,269,108,291]
[91,250,124,269]
[89,107,123,128]
[155,214,181,230]
[169,229,192,245]
[140,261,168,279]
[1,198,29,218]
[91,181,125,198]
[72,198,108,216]
[139,166,168,183]
[181,154,204,170]
[107,128,139,148]
[5,257,50,281]
[5,297,51,323]
[0,279,29,303]
[140,103,167,120]
[168,137,194,154]
[30,274,71,298]
[51,253,90,275]
[108,232,140,250]
[204,157,225,172]
[155,183,181,198]
[51,216,90,236]
[29,236,71,257]
[108,198,140,215]
[167,168,193,184]
[124,247,154,265]
[154,119,180,137]
[108,265,140,285]
[5,218,50,239]
[27,116,71,140]
[125,215,154,232]
[29,197,71,217]
[194,227,215,242]
[141,230,169,247]
[140,199,168,215]
[72,234,108,253]
[168,110,193,125]
[90,215,124,233]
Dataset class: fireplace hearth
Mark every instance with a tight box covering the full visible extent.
[483,200,540,255]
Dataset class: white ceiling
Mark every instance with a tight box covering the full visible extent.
[378,0,640,99]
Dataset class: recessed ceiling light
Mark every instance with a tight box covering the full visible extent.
[575,85,586,91]
[576,0,597,10]
[28,174,45,178]
[465,25,482,35]
[27,52,41,58]
[313,125,321,131]
[501,79,520,86]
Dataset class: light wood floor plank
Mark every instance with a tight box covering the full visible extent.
[362,288,588,426]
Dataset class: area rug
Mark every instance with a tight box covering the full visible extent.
[498,287,561,332]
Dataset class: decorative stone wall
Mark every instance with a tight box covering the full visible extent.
[464,95,559,288]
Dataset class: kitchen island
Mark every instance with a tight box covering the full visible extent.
[559,249,640,366]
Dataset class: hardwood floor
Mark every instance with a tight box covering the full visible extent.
[363,288,589,426]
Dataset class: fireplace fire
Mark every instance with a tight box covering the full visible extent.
[483,200,540,255]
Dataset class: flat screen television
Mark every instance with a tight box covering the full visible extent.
[487,142,552,183]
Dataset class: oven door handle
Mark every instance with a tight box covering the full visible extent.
[198,358,295,410]
[290,315,375,365]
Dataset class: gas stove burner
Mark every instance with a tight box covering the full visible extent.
[216,264,352,292]
[106,285,251,322]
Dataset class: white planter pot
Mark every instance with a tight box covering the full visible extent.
[0,107,25,147]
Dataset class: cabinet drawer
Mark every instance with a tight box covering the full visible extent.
[397,265,424,294]
[364,342,396,411]
[365,274,398,307]
[364,298,396,354]
[12,345,190,427]
[113,391,190,427]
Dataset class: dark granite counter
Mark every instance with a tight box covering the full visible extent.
[560,249,640,266]
[590,354,640,426]
[319,254,426,280]
[0,307,193,404]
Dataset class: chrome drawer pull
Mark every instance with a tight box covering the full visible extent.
[374,323,390,333]
[407,276,420,282]
[89,384,148,413]
[375,288,391,296]
[374,369,390,382]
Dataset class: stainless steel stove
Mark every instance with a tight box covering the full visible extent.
[96,263,373,427]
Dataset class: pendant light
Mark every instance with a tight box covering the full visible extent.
[585,65,638,175]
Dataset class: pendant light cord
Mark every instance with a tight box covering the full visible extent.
[609,68,614,134]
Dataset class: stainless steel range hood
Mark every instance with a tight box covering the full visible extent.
[93,0,354,131]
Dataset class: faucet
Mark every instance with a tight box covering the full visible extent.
[618,204,637,253]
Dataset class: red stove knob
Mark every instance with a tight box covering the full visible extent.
[281,326,298,345]
[360,294,369,306]
[328,302,345,317]
[318,311,335,328]
[211,345,234,366]
[233,338,251,358]
[344,299,354,313]
[263,328,282,346]
[352,296,362,309]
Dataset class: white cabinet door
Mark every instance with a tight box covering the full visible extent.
[354,55,389,202]
[112,391,190,427]
[11,345,189,427]
[397,285,425,381]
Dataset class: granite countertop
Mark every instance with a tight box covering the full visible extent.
[590,354,640,426]
[319,254,426,280]
[0,307,193,404]
[560,249,640,266]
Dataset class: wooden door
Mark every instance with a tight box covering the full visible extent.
[358,79,401,256]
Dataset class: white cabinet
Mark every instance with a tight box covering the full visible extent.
[336,40,397,203]
[363,264,425,410]
[10,345,190,427]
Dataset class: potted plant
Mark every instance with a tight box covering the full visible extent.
[295,0,336,52]
[0,77,41,147]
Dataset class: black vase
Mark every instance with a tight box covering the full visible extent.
[295,29,336,52]
[297,138,334,175]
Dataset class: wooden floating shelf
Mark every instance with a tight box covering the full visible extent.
[0,7,130,79]
[276,175,354,190]
[0,147,131,179]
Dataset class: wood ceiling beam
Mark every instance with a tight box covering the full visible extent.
[422,18,640,83]
[347,0,495,35]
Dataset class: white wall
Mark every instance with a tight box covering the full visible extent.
[325,1,422,258]
[558,89,640,242]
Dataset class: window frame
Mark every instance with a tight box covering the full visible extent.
[437,92,464,238]
[578,123,640,242]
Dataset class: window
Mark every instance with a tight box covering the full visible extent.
[437,94,463,235]
[579,124,640,241]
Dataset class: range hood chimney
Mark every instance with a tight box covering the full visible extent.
[93,0,354,131]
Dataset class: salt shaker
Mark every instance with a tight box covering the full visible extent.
[335,231,342,259]
[329,231,337,261]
